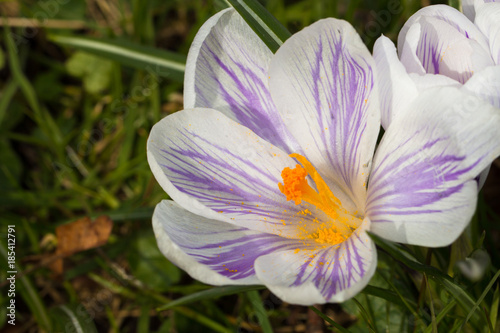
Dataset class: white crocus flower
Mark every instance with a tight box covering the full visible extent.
[147,9,500,305]
[374,1,500,129]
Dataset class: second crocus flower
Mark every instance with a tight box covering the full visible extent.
[374,1,500,129]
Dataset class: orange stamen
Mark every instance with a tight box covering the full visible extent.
[278,153,362,246]
[278,165,308,205]
[278,156,340,220]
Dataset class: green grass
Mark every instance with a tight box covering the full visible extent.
[1,0,500,331]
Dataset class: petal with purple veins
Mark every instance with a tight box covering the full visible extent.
[268,18,380,213]
[184,8,296,151]
[153,200,302,285]
[398,5,490,55]
[366,87,500,247]
[401,16,494,83]
[148,108,328,237]
[254,217,376,305]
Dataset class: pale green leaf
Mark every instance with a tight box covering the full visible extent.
[49,35,186,82]
[226,0,291,53]
[158,285,265,311]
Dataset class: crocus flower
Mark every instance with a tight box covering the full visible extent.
[374,1,500,129]
[148,8,500,305]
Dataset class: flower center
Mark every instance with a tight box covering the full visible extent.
[278,153,361,246]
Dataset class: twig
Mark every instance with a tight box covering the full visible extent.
[2,17,86,29]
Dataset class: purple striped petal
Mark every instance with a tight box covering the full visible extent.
[366,87,500,247]
[475,2,500,64]
[153,200,301,284]
[254,218,376,305]
[400,16,494,84]
[268,19,380,213]
[184,9,296,152]
[148,108,325,237]
[398,5,490,56]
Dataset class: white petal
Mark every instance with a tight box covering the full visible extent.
[399,23,427,75]
[478,165,491,190]
[463,0,477,21]
[462,65,500,108]
[408,73,462,90]
[373,35,418,129]
[367,87,500,247]
[475,1,500,64]
[269,18,380,213]
[402,16,493,83]
[153,200,302,285]
[148,108,339,238]
[184,8,296,151]
[461,64,500,190]
[254,217,376,305]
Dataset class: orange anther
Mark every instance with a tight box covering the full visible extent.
[278,165,308,205]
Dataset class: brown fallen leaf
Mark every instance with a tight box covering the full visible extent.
[51,216,113,275]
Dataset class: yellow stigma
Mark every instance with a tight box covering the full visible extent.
[278,164,309,205]
[313,228,345,244]
[278,153,340,220]
[278,153,361,246]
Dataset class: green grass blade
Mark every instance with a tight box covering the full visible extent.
[441,278,484,325]
[90,273,230,333]
[378,273,421,322]
[88,272,137,298]
[352,298,378,333]
[368,233,452,282]
[157,285,265,311]
[174,306,232,333]
[491,285,499,331]
[424,274,438,333]
[450,318,465,333]
[4,30,42,117]
[48,35,186,82]
[247,290,273,333]
[308,306,350,333]
[424,299,457,333]
[362,285,412,308]
[363,293,380,333]
[461,269,500,331]
[5,28,63,147]
[50,304,98,333]
[137,303,151,333]
[226,0,291,53]
[0,80,18,126]
[368,232,486,325]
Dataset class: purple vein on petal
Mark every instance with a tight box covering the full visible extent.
[195,34,292,151]
[157,128,312,222]
[289,232,370,300]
